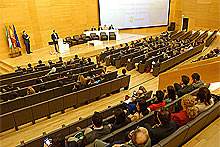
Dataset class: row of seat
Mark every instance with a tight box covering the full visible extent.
[178,30,192,40]
[0,68,105,114]
[92,85,219,147]
[0,74,130,133]
[206,30,218,47]
[0,64,97,98]
[171,31,185,40]
[16,90,153,147]
[153,43,205,76]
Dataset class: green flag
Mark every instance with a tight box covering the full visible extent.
[5,26,13,50]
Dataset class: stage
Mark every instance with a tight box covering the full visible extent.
[0,33,158,74]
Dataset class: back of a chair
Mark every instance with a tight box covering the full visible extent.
[80,34,86,39]
[100,32,106,36]
[65,37,71,41]
[73,35,79,40]
[109,32,115,36]
[90,33,96,38]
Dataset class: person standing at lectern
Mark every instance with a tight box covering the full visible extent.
[22,30,32,54]
[51,30,60,53]
[98,26,103,31]
[103,25,108,30]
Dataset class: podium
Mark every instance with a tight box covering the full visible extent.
[58,38,69,53]
[50,38,69,54]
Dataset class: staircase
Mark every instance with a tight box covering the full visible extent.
[0,61,14,75]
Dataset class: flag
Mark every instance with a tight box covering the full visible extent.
[5,26,13,50]
[13,25,21,48]
[9,25,17,48]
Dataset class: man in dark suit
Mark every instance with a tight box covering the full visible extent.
[22,30,32,54]
[144,108,177,145]
[174,75,194,97]
[109,24,114,30]
[98,26,103,31]
[51,30,59,53]
[91,26,96,31]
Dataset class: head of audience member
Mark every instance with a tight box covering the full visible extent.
[27,87,36,95]
[78,74,87,86]
[155,90,164,102]
[52,133,65,147]
[139,86,147,93]
[181,94,198,119]
[136,99,149,115]
[191,73,201,84]
[166,86,176,101]
[74,55,79,59]
[125,43,128,46]
[58,81,64,87]
[59,57,63,62]
[38,60,43,65]
[53,29,56,33]
[113,108,126,125]
[48,60,53,65]
[214,49,219,54]
[17,65,21,70]
[92,112,103,128]
[23,30,26,34]
[131,127,151,147]
[120,44,123,47]
[36,77,43,84]
[28,63,32,68]
[87,58,92,63]
[196,87,212,106]
[157,108,172,126]
[122,69,127,75]
[9,91,19,100]
[106,47,109,51]
[80,60,84,66]
[181,75,190,86]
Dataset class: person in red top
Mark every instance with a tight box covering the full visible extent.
[148,90,166,112]
[171,94,198,127]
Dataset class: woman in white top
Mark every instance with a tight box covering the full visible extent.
[195,87,214,113]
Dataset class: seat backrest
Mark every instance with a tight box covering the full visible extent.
[80,34,86,38]
[73,35,79,40]
[90,33,96,37]
[100,32,106,36]
[31,101,50,120]
[0,112,15,132]
[65,37,71,41]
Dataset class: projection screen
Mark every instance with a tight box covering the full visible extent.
[99,0,170,29]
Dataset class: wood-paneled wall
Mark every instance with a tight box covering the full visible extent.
[0,0,219,60]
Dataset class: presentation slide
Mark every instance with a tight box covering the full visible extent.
[99,0,170,29]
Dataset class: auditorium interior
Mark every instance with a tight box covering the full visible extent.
[0,0,220,147]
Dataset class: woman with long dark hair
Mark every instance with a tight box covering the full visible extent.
[165,86,177,102]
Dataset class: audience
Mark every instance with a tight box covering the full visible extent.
[190,73,204,89]
[147,90,166,112]
[4,83,18,92]
[27,63,34,73]
[37,60,45,67]
[15,65,26,72]
[144,108,177,145]
[174,75,194,97]
[164,86,177,103]
[108,108,131,132]
[93,127,151,147]
[69,112,111,147]
[27,87,36,95]
[78,75,87,88]
[195,87,214,113]
[171,94,198,127]
[118,69,127,78]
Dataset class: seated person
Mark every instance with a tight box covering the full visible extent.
[91,26,96,31]
[195,87,214,113]
[98,26,103,31]
[147,90,166,112]
[118,69,127,78]
[15,65,26,72]
[74,55,80,60]
[56,57,63,64]
[144,108,177,145]
[98,74,108,84]
[72,82,81,92]
[47,60,55,67]
[27,87,36,95]
[69,112,111,147]
[4,83,18,92]
[78,75,87,88]
[92,127,151,147]
[164,86,178,103]
[171,94,198,127]
[57,71,66,79]
[109,24,114,30]
[128,99,149,122]
[103,25,108,30]
[87,58,94,65]
[36,77,44,84]
[27,63,34,73]
[174,75,194,97]
[37,60,45,67]
[88,78,97,87]
[190,73,204,89]
[108,108,131,132]
[112,51,124,65]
